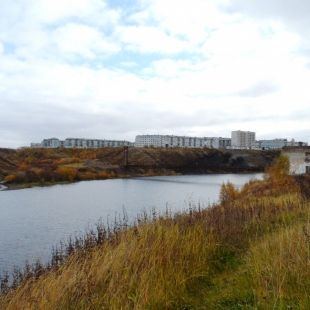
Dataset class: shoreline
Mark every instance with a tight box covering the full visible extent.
[0,169,263,192]
[1,183,24,191]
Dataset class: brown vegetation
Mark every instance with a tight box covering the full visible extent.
[2,154,310,309]
[0,147,280,187]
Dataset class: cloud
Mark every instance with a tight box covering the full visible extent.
[228,0,310,43]
[115,25,188,54]
[0,0,120,61]
[51,23,120,59]
[1,0,310,148]
[130,0,230,45]
[230,0,310,23]
[236,81,278,97]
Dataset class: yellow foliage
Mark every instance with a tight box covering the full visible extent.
[98,171,116,179]
[4,174,16,183]
[69,157,82,164]
[98,171,108,179]
[219,181,239,204]
[56,167,77,181]
[265,154,297,194]
[17,162,27,171]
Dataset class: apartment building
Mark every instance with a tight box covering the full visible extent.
[231,131,256,149]
[134,135,231,149]
[256,139,308,150]
[42,138,61,148]
[38,138,134,148]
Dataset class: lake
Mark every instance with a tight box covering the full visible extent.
[0,173,262,274]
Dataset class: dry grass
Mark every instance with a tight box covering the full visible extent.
[1,164,310,309]
[247,219,310,309]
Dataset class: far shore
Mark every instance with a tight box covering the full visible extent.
[1,183,23,191]
[0,169,263,192]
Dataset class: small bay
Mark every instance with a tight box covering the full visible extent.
[0,173,262,273]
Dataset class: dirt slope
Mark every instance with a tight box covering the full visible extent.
[0,148,18,181]
[0,147,280,183]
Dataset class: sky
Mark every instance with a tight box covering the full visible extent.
[1,0,310,148]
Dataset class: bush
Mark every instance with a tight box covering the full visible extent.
[56,167,77,181]
[265,154,298,194]
[4,174,16,183]
[219,181,239,204]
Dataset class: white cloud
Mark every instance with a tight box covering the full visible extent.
[131,0,231,45]
[51,23,120,59]
[115,25,188,54]
[29,0,112,25]
[0,0,121,61]
[230,0,310,24]
[1,0,310,147]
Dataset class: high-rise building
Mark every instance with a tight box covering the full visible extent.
[231,130,255,149]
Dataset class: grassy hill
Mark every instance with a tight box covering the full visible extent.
[1,155,310,309]
[0,147,280,186]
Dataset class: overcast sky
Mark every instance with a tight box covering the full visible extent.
[1,0,310,148]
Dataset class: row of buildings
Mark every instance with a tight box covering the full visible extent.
[31,138,134,149]
[135,132,307,149]
[31,131,308,150]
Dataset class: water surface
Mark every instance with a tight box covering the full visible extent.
[0,174,262,273]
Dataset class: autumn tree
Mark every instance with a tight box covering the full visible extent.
[219,181,239,205]
[265,154,296,193]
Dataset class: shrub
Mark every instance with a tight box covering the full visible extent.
[4,174,16,183]
[265,154,298,194]
[56,167,77,181]
[98,171,108,179]
[219,181,239,204]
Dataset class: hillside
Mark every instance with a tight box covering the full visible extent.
[1,156,310,309]
[0,148,18,180]
[0,147,280,185]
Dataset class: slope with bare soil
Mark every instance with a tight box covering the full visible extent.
[0,148,18,181]
[0,147,280,186]
[127,147,280,173]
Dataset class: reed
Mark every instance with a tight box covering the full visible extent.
[1,167,310,309]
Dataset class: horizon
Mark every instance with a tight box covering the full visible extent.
[2,131,309,149]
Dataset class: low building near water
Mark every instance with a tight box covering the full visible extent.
[282,147,310,174]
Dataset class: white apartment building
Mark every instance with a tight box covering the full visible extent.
[134,135,231,149]
[38,138,134,148]
[231,131,256,149]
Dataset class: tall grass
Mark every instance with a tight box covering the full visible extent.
[1,170,310,308]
